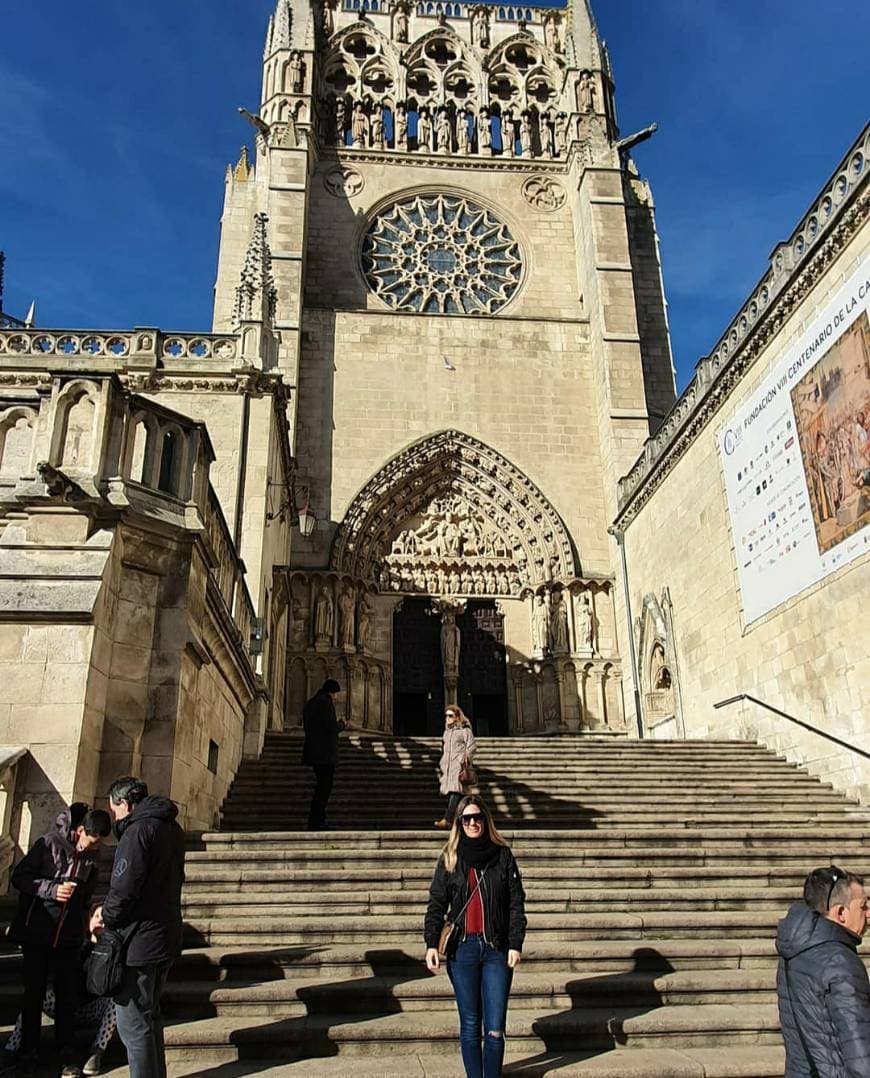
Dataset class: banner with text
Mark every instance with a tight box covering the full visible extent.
[718,259,870,625]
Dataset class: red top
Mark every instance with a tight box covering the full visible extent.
[465,868,484,935]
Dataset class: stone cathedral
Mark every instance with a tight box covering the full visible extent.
[213,0,675,740]
[2,0,865,854]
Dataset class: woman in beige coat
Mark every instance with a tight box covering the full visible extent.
[435,706,476,830]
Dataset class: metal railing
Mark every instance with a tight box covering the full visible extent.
[713,693,870,762]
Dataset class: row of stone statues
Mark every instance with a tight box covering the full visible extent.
[379,562,524,596]
[531,588,595,657]
[332,96,590,158]
[294,581,374,653]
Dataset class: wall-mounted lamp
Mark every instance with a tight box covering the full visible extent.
[295,495,317,538]
[266,482,317,536]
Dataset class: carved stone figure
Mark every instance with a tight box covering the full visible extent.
[288,51,305,94]
[555,112,569,155]
[576,592,594,650]
[501,109,515,156]
[335,96,347,144]
[289,601,307,648]
[550,590,569,653]
[544,14,561,53]
[395,101,408,149]
[323,0,334,37]
[436,108,452,153]
[471,7,490,48]
[338,585,356,649]
[477,108,492,152]
[393,4,409,42]
[531,593,550,655]
[441,611,460,676]
[578,71,596,113]
[371,103,385,149]
[542,114,556,158]
[358,596,373,650]
[457,108,470,154]
[519,111,533,157]
[417,107,431,151]
[314,585,335,643]
[351,100,369,147]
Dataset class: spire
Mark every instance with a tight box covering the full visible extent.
[233,214,278,327]
[233,145,253,181]
[24,300,36,328]
[265,0,292,57]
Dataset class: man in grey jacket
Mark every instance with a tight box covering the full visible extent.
[776,865,870,1077]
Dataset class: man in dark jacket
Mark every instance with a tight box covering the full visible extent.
[9,803,111,1077]
[776,865,870,1077]
[93,778,185,1078]
[301,678,344,831]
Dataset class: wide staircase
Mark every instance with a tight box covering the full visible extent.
[3,733,869,1076]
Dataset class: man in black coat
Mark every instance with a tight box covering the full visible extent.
[776,865,870,1077]
[93,778,185,1078]
[302,678,344,831]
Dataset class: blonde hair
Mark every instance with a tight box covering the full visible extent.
[442,794,509,873]
[445,705,472,728]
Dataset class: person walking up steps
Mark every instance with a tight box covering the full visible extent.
[424,794,526,1078]
[434,705,476,830]
[302,678,345,831]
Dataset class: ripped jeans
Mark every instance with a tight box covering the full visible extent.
[446,934,513,1078]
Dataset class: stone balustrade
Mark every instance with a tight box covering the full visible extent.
[0,327,238,362]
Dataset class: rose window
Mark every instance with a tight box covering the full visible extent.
[361,193,523,315]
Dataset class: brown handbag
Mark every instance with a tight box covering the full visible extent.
[437,867,487,958]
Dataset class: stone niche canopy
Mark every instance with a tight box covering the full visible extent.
[330,429,578,594]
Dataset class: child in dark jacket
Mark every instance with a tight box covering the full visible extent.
[8,804,111,1077]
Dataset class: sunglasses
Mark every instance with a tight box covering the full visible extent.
[460,812,484,825]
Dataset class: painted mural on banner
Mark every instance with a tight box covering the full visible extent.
[718,260,870,625]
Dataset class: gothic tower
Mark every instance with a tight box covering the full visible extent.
[213,0,676,735]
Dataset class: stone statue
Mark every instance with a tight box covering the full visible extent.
[543,114,556,158]
[577,592,594,650]
[338,585,356,649]
[519,111,533,157]
[393,4,409,42]
[441,611,460,676]
[457,108,470,154]
[395,101,408,149]
[288,51,305,94]
[351,100,369,147]
[371,103,385,149]
[436,108,452,153]
[531,593,550,655]
[314,585,335,643]
[471,7,489,48]
[323,0,334,37]
[289,601,307,647]
[578,72,596,113]
[477,108,492,152]
[417,106,431,151]
[358,596,373,651]
[335,96,347,144]
[555,112,569,155]
[544,14,560,53]
[550,590,569,652]
[501,109,514,156]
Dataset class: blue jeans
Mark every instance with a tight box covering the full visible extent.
[446,935,513,1078]
[114,962,172,1078]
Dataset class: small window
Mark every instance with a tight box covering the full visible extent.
[207,739,219,775]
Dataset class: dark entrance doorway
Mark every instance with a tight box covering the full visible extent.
[392,599,444,735]
[458,602,508,735]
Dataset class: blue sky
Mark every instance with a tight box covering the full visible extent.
[1,1,867,391]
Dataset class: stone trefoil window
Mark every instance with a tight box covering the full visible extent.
[361,193,522,315]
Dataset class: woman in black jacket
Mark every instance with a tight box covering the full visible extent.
[424,795,526,1078]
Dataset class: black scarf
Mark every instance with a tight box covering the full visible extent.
[458,832,500,870]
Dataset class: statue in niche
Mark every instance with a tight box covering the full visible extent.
[314,585,335,643]
[358,596,373,651]
[334,96,347,144]
[544,13,561,53]
[393,4,409,42]
[498,569,510,594]
[519,111,533,157]
[436,107,452,153]
[338,585,356,649]
[650,642,671,692]
[550,590,569,653]
[323,0,334,37]
[288,51,305,94]
[578,72,596,113]
[456,108,470,154]
[289,601,308,648]
[477,107,492,153]
[441,611,460,677]
[502,109,515,156]
[576,592,594,651]
[471,7,490,48]
[555,111,569,155]
[531,593,550,655]
[395,101,408,149]
[543,114,556,158]
[416,106,432,151]
[371,103,385,149]
[351,100,369,147]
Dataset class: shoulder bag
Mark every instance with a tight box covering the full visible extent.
[438,867,487,958]
[85,927,130,998]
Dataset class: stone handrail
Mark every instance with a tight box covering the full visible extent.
[204,485,255,655]
[0,327,238,362]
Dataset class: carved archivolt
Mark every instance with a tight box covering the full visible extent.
[330,430,577,593]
